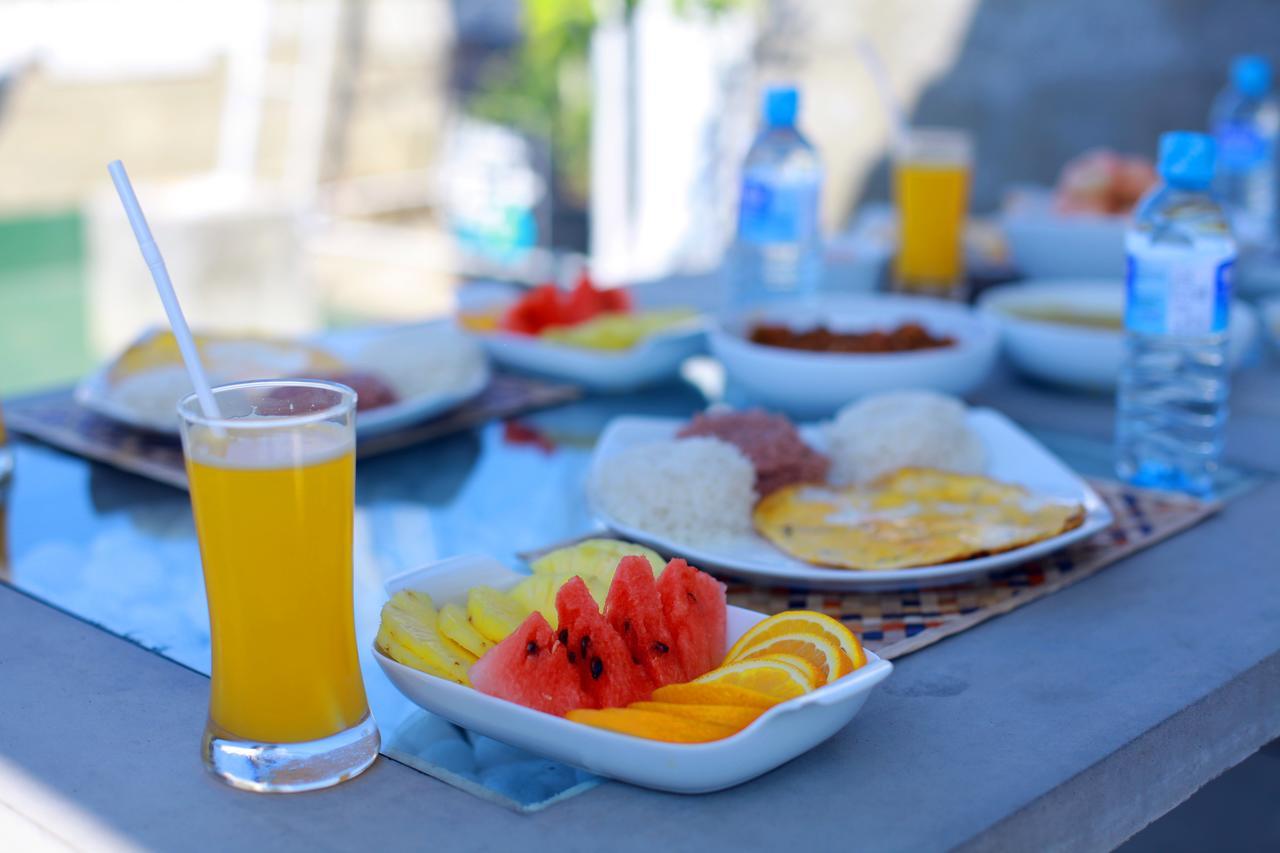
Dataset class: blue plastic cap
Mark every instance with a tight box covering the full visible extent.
[763,86,798,127]
[1158,132,1216,189]
[1232,55,1271,97]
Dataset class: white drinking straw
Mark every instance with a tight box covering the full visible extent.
[853,36,908,153]
[106,160,223,425]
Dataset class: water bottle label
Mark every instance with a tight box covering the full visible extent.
[1125,234,1234,335]
[1214,120,1271,173]
[737,174,820,244]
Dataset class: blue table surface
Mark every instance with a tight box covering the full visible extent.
[2,354,1279,850]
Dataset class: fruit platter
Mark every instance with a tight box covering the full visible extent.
[459,272,705,393]
[77,321,489,437]
[373,539,892,793]
[586,391,1113,590]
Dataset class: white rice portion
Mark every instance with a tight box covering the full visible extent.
[590,437,757,544]
[827,390,987,485]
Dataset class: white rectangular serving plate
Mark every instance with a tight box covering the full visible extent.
[372,554,892,794]
[587,410,1114,591]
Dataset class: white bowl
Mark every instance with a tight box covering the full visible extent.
[373,554,892,793]
[708,295,999,418]
[979,279,1259,392]
[1000,186,1128,279]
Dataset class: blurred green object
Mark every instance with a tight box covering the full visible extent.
[0,210,91,397]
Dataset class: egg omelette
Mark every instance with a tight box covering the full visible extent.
[754,467,1086,571]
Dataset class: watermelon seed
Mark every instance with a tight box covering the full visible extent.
[558,629,569,646]
[622,619,632,634]
[567,651,577,663]
[687,591,697,603]
[525,641,539,656]
[590,657,604,680]
[580,636,591,657]
[653,642,669,655]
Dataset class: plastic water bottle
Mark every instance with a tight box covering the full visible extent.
[728,86,824,304]
[1116,132,1236,497]
[1209,55,1279,247]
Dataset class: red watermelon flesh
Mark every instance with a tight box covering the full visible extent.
[556,576,654,709]
[468,612,586,716]
[604,556,687,687]
[656,558,727,678]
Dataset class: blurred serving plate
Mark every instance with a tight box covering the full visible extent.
[470,323,706,393]
[76,321,490,438]
[1000,185,1128,279]
[709,295,999,418]
[373,554,892,794]
[979,279,1259,392]
[587,412,1112,591]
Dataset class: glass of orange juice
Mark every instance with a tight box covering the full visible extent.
[893,127,973,298]
[178,380,378,793]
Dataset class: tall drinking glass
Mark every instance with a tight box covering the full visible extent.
[893,127,973,298]
[178,380,378,793]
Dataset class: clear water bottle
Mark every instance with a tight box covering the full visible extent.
[728,86,824,304]
[1116,132,1236,497]
[1209,55,1279,247]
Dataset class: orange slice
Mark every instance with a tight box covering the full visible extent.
[733,632,845,685]
[650,682,782,709]
[727,611,866,675]
[692,658,813,700]
[629,702,764,730]
[566,708,736,743]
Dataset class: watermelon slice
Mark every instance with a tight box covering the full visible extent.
[468,612,586,716]
[605,556,686,687]
[656,558,727,679]
[556,576,653,709]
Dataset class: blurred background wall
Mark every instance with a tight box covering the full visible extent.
[0,0,1275,395]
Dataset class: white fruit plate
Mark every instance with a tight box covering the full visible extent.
[372,554,893,794]
[469,323,707,393]
[586,411,1114,591]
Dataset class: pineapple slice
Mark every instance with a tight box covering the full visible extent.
[438,602,492,658]
[529,538,664,580]
[377,591,473,684]
[467,586,530,644]
[510,575,559,627]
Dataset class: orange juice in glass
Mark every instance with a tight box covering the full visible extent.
[179,380,378,793]
[894,128,973,297]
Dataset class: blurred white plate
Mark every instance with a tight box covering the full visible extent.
[472,323,706,393]
[586,412,1112,591]
[75,321,490,438]
[978,279,1258,392]
[373,554,892,794]
[709,295,999,419]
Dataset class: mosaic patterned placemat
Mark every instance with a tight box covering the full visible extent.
[2,374,581,489]
[724,480,1216,659]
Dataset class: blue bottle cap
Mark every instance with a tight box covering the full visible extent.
[1232,54,1272,98]
[763,86,799,127]
[1158,132,1216,189]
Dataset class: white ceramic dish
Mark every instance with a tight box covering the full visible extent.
[708,295,999,418]
[472,323,706,393]
[75,321,490,438]
[1000,186,1128,279]
[373,554,892,794]
[978,280,1259,392]
[586,412,1113,591]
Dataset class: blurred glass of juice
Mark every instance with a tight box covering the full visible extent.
[894,128,973,297]
[179,380,378,793]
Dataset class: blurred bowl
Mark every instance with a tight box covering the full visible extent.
[708,295,999,418]
[1000,186,1127,279]
[978,279,1259,392]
